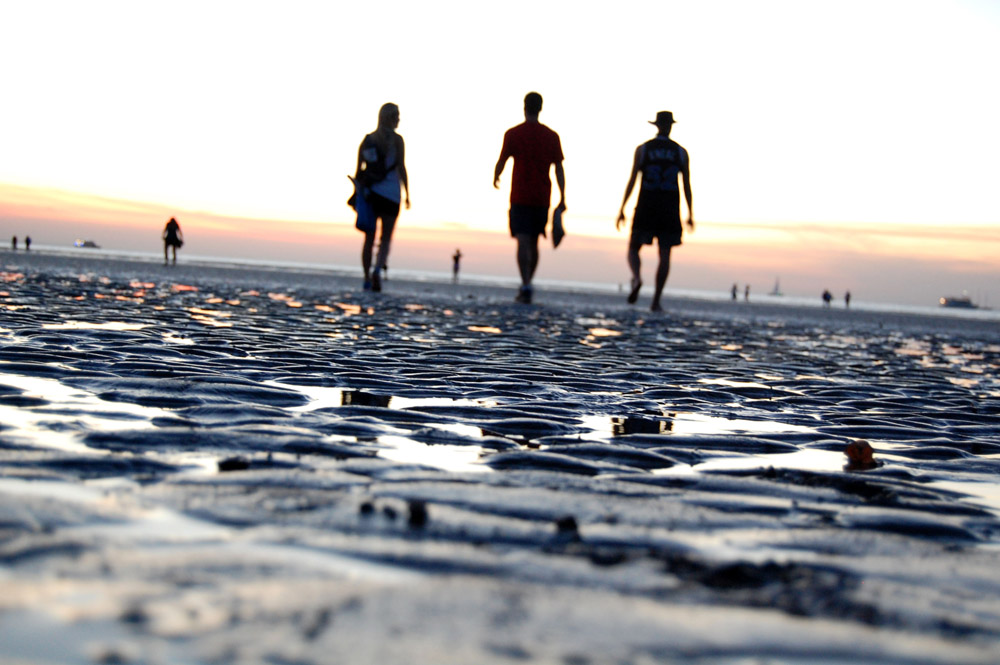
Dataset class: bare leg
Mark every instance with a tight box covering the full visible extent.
[361,229,376,282]
[373,216,397,274]
[627,237,643,303]
[515,233,539,288]
[650,242,673,311]
[164,243,169,265]
[171,246,177,265]
[370,216,396,292]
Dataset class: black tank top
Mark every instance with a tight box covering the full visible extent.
[640,138,685,193]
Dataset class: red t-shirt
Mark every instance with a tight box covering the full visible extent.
[499,121,564,207]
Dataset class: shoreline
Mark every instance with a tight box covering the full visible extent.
[3,246,997,336]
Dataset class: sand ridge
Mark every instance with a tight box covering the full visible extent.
[1,250,999,663]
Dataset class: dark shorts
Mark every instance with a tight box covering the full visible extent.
[509,204,548,238]
[370,193,400,222]
[631,190,682,247]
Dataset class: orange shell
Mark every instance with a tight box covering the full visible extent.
[845,439,874,464]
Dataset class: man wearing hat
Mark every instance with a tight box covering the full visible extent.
[616,110,693,312]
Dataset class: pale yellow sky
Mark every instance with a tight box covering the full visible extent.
[1,1,999,305]
[2,1,999,231]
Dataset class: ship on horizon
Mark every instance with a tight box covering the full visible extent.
[939,294,979,309]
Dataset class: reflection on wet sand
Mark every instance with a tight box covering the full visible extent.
[341,390,392,408]
[42,321,148,331]
[612,415,673,435]
[2,254,1000,663]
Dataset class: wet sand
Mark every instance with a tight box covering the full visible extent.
[2,249,999,664]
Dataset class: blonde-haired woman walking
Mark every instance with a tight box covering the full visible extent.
[354,102,410,292]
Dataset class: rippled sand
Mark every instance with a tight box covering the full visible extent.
[2,251,999,664]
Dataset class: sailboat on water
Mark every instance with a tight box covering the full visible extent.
[769,278,783,297]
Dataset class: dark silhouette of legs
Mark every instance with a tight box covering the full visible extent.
[515,233,539,288]
[374,217,396,279]
[361,216,397,292]
[513,233,539,303]
[362,230,376,287]
[650,243,673,312]
[627,236,643,303]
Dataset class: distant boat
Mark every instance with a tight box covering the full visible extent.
[74,240,100,248]
[939,295,978,309]
[769,278,783,296]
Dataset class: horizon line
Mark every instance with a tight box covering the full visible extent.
[2,182,998,241]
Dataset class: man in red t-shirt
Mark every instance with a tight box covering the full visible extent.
[494,92,566,304]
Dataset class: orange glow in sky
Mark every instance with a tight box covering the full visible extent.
[1,1,998,306]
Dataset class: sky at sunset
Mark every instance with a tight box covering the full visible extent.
[2,0,998,307]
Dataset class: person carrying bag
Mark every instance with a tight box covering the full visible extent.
[348,103,410,292]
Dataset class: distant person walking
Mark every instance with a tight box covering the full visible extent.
[24,236,31,251]
[354,102,410,292]
[616,111,693,312]
[845,291,851,308]
[11,236,16,251]
[731,283,738,301]
[822,289,833,307]
[452,248,462,282]
[494,91,566,304]
[162,217,183,265]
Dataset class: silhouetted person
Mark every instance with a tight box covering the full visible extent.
[452,249,462,282]
[162,217,183,265]
[355,103,409,292]
[616,111,693,312]
[11,236,16,251]
[822,289,833,307]
[845,291,851,308]
[744,284,750,302]
[731,283,738,301]
[494,92,566,304]
[24,236,31,251]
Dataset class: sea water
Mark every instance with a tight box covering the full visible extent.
[16,243,1000,323]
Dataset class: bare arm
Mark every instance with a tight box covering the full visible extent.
[493,154,508,189]
[616,146,642,230]
[355,139,365,179]
[494,131,512,189]
[681,151,693,230]
[397,135,410,209]
[554,161,566,211]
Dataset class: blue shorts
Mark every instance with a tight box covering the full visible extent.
[509,204,548,237]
